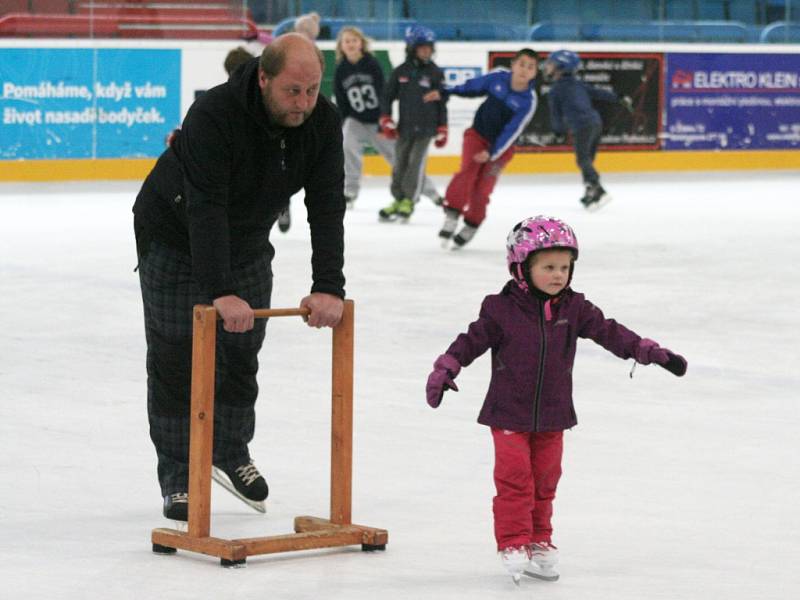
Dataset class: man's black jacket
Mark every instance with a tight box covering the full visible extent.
[133,58,345,300]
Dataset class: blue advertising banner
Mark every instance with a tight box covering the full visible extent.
[664,53,800,150]
[1,48,180,159]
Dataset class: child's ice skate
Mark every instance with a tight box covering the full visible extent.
[438,208,460,248]
[451,222,479,249]
[396,198,414,223]
[378,199,401,221]
[580,183,611,212]
[500,545,531,586]
[523,541,560,582]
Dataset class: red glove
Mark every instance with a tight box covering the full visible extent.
[434,125,448,148]
[379,115,398,140]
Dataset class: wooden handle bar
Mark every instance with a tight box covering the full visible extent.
[253,307,311,319]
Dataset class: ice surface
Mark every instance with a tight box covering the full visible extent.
[1,171,798,599]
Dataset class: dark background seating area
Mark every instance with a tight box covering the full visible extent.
[1,0,799,41]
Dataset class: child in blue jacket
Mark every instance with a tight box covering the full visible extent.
[435,48,539,248]
[544,50,630,211]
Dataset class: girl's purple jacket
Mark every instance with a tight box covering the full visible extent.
[445,281,644,432]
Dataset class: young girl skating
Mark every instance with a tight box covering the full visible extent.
[333,26,441,208]
[425,215,687,584]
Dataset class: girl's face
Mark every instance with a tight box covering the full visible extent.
[529,249,573,295]
[340,32,363,63]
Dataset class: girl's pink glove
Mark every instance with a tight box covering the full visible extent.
[635,338,687,377]
[426,354,460,408]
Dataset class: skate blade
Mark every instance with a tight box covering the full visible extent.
[585,194,612,212]
[167,519,188,532]
[211,467,267,514]
[512,574,521,586]
[439,237,451,249]
[522,567,560,582]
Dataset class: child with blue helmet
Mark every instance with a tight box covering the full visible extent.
[377,25,448,222]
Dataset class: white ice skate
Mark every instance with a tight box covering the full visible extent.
[438,208,460,249]
[500,546,531,586]
[451,223,478,250]
[523,541,560,582]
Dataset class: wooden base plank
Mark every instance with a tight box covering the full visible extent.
[234,528,365,556]
[151,528,246,561]
[153,518,388,561]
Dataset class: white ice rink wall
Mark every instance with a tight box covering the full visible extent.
[1,38,799,181]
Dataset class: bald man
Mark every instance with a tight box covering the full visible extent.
[133,33,346,520]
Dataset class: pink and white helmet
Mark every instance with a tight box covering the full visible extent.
[506,216,578,289]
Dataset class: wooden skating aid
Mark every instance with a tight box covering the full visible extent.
[151,300,388,566]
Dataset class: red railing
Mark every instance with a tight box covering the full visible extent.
[0,13,259,39]
[0,0,258,39]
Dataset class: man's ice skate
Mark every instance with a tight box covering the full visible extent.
[500,545,531,586]
[162,492,189,531]
[452,222,478,249]
[211,460,269,514]
[277,207,291,232]
[438,207,460,248]
[580,182,611,212]
[345,195,356,210]
[523,541,560,582]
[378,199,402,221]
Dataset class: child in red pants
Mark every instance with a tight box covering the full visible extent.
[436,48,539,248]
[426,216,687,583]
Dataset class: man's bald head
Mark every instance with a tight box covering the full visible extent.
[259,33,324,79]
[257,33,323,128]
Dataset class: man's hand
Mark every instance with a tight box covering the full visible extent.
[423,90,442,102]
[473,150,490,163]
[300,293,344,328]
[213,295,255,333]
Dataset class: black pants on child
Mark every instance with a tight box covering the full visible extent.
[572,121,603,185]
[391,135,433,201]
[136,230,273,496]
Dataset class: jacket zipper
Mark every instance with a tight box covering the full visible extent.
[279,138,286,171]
[533,301,547,431]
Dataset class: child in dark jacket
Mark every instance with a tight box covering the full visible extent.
[425,215,686,584]
[544,50,630,211]
[377,25,447,222]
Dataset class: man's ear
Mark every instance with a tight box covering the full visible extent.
[258,69,269,90]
